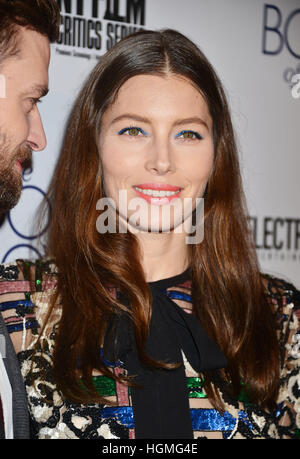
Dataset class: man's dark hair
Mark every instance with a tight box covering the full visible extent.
[0,0,61,64]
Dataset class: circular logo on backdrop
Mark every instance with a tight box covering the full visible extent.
[1,185,51,263]
[8,185,50,240]
[2,244,42,263]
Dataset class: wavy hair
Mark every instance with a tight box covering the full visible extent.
[40,29,280,411]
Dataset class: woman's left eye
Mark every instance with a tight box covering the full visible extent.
[176,130,202,140]
[118,127,147,136]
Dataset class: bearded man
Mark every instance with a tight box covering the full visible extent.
[0,0,60,438]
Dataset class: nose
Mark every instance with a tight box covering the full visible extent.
[145,137,175,175]
[27,108,47,151]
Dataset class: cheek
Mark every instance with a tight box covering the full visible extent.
[101,162,119,192]
[186,149,214,189]
[6,110,29,147]
[101,155,128,196]
[100,141,119,188]
[100,139,137,189]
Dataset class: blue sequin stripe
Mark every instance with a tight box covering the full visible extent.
[163,290,192,303]
[0,299,34,311]
[101,407,135,429]
[191,409,253,432]
[101,407,253,432]
[117,287,192,304]
[6,319,39,334]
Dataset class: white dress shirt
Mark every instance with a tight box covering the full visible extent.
[0,349,13,439]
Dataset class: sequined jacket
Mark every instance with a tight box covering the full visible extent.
[0,259,299,439]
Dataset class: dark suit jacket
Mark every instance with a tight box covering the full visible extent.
[0,313,29,438]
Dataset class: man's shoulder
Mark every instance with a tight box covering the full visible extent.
[0,259,59,347]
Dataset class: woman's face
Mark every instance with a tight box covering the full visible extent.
[99,74,214,235]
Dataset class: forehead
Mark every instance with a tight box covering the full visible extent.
[18,28,50,63]
[1,28,50,95]
[104,74,212,125]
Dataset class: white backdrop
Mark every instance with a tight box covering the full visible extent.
[1,0,299,287]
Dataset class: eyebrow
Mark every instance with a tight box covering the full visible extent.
[110,114,210,131]
[20,84,49,98]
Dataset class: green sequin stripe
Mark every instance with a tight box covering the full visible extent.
[78,375,116,397]
[92,375,117,397]
[84,375,249,403]
[186,377,207,398]
[88,375,207,398]
[186,378,251,402]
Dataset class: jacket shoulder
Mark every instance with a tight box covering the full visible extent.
[261,273,300,369]
[261,272,300,316]
[0,258,58,291]
[0,259,58,352]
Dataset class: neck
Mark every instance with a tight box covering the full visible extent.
[135,231,189,282]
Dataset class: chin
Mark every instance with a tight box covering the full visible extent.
[0,175,22,213]
[127,215,184,235]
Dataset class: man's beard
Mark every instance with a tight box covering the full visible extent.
[0,135,32,214]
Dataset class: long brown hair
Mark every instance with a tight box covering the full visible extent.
[40,29,280,410]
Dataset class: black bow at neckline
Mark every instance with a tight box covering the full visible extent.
[103,268,227,439]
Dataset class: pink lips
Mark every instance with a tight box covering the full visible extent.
[134,183,182,191]
[133,183,182,206]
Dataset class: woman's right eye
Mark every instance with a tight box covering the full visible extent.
[118,127,148,136]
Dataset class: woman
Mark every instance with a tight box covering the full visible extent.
[0,29,299,439]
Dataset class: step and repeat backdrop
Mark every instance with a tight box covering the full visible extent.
[0,0,299,287]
